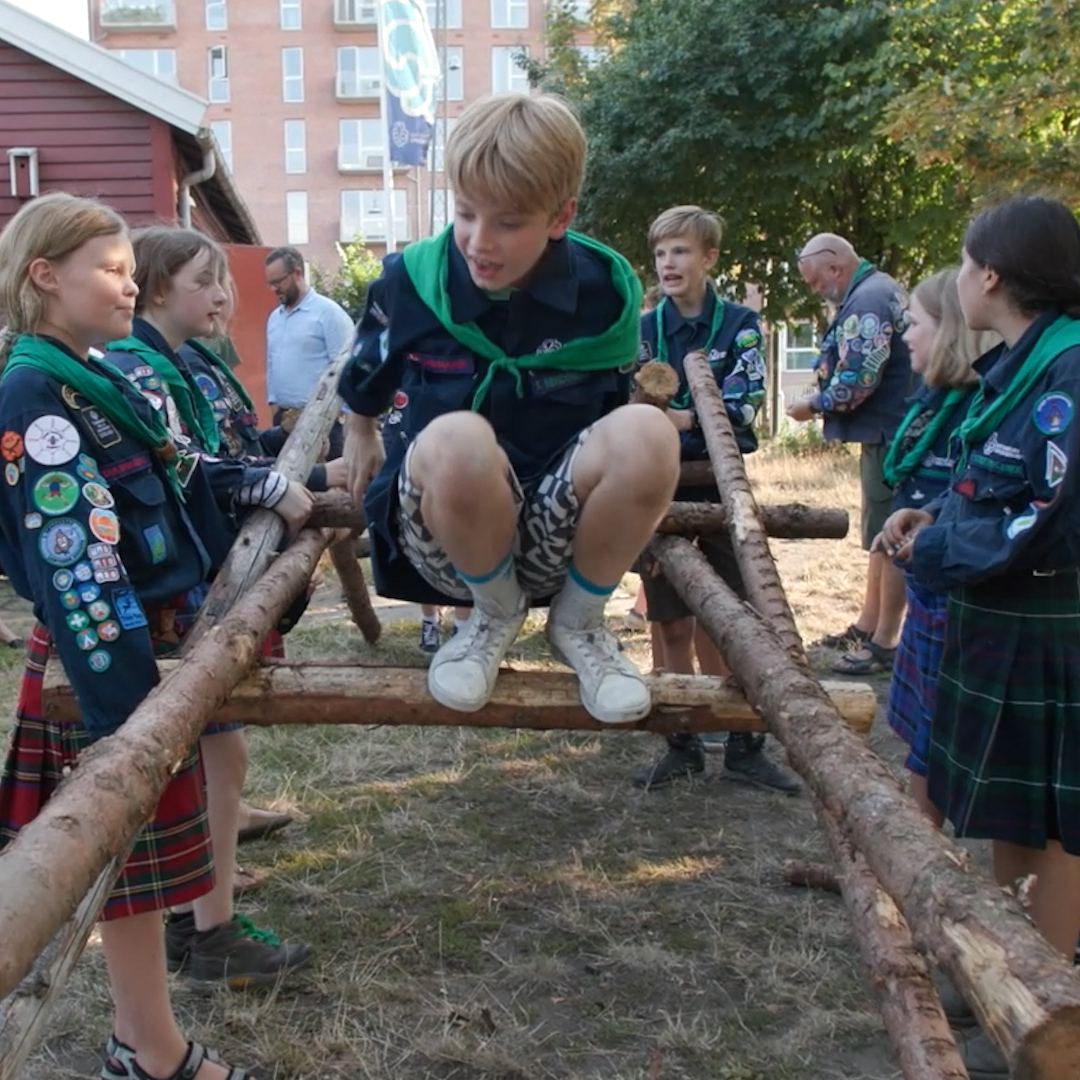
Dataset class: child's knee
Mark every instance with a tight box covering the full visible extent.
[411,412,500,485]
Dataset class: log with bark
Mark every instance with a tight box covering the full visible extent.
[42,664,877,736]
[683,350,804,661]
[781,859,841,894]
[632,360,680,408]
[307,489,847,542]
[0,529,331,1002]
[328,537,381,643]
[650,534,1080,1080]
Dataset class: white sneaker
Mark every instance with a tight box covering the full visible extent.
[546,613,651,724]
[427,599,528,712]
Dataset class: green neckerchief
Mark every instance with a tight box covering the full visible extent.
[2,334,183,497]
[183,338,256,414]
[882,387,968,487]
[106,335,220,454]
[957,315,1080,470]
[401,226,642,409]
[653,292,725,410]
[843,259,875,304]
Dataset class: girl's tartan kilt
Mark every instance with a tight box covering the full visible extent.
[0,622,214,921]
[886,574,948,777]
[927,571,1080,854]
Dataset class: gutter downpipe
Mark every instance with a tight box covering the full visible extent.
[178,137,216,229]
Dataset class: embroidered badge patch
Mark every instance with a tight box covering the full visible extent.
[1046,442,1068,488]
[97,620,121,643]
[81,408,121,449]
[87,649,111,673]
[52,568,74,591]
[33,471,80,516]
[112,587,149,630]
[23,512,41,530]
[1033,392,1074,436]
[78,582,100,604]
[24,415,79,466]
[39,518,87,567]
[66,610,90,632]
[81,482,114,509]
[1005,508,1038,540]
[88,508,121,546]
[143,524,167,564]
[75,627,99,651]
[5,463,18,487]
[0,431,23,461]
[393,390,409,410]
[87,600,111,622]
[59,589,81,610]
[76,454,100,482]
[72,561,93,583]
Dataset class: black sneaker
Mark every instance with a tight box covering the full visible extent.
[631,737,706,791]
[165,911,196,973]
[185,914,312,989]
[419,619,441,654]
[723,735,801,794]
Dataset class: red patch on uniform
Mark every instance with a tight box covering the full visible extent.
[393,390,408,410]
[953,478,976,499]
[1,431,23,462]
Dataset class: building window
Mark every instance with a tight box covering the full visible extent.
[334,0,376,23]
[491,46,529,94]
[338,118,383,171]
[428,118,457,172]
[210,120,233,171]
[116,48,177,83]
[205,0,227,30]
[424,0,461,29]
[781,321,819,371]
[574,44,606,67]
[286,191,309,245]
[208,45,229,102]
[282,47,304,102]
[431,187,455,232]
[284,120,306,174]
[341,189,409,243]
[280,0,302,29]
[436,46,464,101]
[336,46,380,99]
[491,0,527,28]
[569,0,591,20]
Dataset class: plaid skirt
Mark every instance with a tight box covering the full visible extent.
[927,571,1080,853]
[886,575,948,777]
[0,622,215,921]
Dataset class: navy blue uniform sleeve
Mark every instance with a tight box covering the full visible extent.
[912,364,1080,591]
[337,262,406,417]
[818,294,904,415]
[0,374,159,741]
[721,311,767,433]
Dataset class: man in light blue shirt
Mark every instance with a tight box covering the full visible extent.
[265,246,355,456]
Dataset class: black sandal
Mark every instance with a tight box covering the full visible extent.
[831,640,896,676]
[816,624,871,650]
[130,1040,254,1080]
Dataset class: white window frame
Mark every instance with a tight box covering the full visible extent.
[424,0,462,29]
[573,44,606,67]
[341,190,409,243]
[207,45,229,103]
[334,0,376,24]
[436,46,464,101]
[780,321,820,372]
[428,118,457,172]
[205,0,227,30]
[284,120,306,174]
[569,0,590,20]
[282,47,304,102]
[490,0,527,28]
[116,48,177,83]
[280,0,302,30]
[491,46,529,94]
[431,187,455,232]
[286,191,309,246]
[210,119,233,171]
[338,118,383,172]
[336,46,381,99]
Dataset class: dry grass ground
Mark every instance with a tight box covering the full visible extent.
[4,440,932,1080]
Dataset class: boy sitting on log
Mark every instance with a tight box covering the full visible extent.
[631,205,800,793]
[338,92,680,722]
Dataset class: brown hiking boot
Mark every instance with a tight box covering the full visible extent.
[185,913,312,989]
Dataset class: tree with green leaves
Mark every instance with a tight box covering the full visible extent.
[310,240,383,322]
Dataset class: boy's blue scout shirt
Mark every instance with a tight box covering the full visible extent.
[338,235,632,603]
[911,311,1080,593]
[812,266,914,445]
[889,384,978,514]
[0,337,224,741]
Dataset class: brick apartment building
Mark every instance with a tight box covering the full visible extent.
[88,0,591,271]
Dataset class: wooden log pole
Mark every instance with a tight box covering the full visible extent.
[43,665,877,736]
[308,489,847,542]
[683,351,804,661]
[328,538,381,643]
[0,530,331,1001]
[183,351,349,650]
[650,535,1080,1079]
[816,806,969,1080]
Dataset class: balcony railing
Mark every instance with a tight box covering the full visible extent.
[100,1,176,30]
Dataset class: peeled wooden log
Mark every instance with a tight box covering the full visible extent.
[633,360,680,408]
[658,501,848,541]
[684,351,804,662]
[43,664,877,736]
[308,489,847,542]
[328,538,381,643]
[0,530,332,1001]
[650,535,1080,1079]
[816,807,969,1080]
[184,351,349,650]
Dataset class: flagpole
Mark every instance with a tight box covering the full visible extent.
[376,0,396,254]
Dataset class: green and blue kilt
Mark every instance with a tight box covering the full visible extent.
[927,571,1080,853]
[886,574,948,777]
[0,619,215,921]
